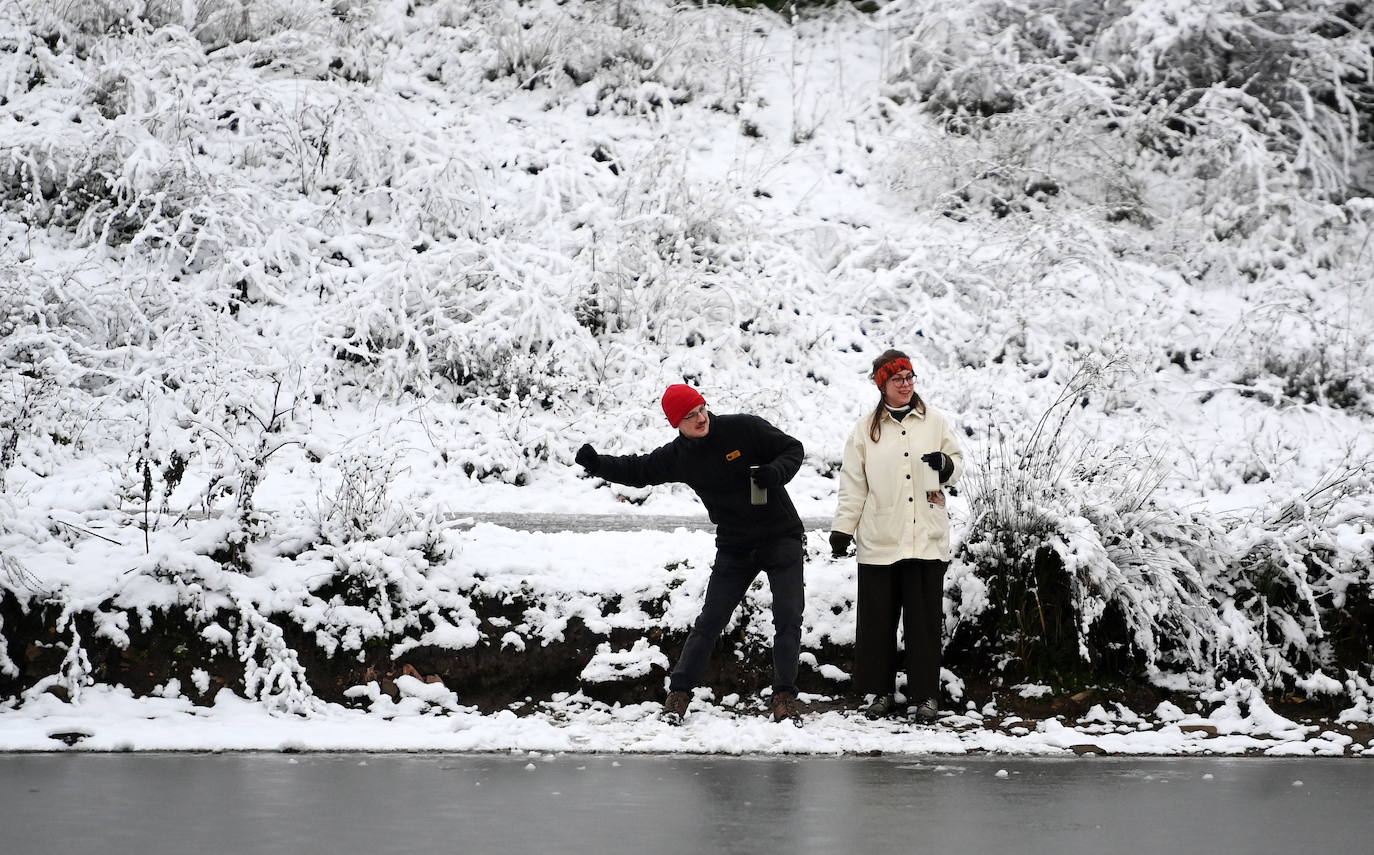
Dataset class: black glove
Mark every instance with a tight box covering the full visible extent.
[829,531,853,558]
[750,464,783,488]
[575,443,599,474]
[920,451,953,483]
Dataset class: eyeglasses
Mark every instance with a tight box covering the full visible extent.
[887,373,916,386]
[681,405,708,422]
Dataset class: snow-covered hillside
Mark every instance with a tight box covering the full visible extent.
[2,0,1373,746]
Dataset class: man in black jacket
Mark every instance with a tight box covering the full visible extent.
[575,383,806,725]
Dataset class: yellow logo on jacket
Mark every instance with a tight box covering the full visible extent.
[725,450,741,461]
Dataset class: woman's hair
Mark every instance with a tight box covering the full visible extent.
[868,348,925,443]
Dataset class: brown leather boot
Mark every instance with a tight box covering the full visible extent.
[771,691,802,726]
[662,690,690,725]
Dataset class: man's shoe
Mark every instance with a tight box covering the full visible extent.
[662,690,691,725]
[861,693,899,720]
[771,691,802,726]
[910,698,939,724]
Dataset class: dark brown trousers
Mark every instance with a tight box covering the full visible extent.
[853,558,948,702]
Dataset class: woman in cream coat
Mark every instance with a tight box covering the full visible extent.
[830,349,963,723]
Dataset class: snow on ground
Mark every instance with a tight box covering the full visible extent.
[4,678,1371,757]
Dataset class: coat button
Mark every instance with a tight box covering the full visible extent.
[908,497,913,502]
[906,474,911,479]
[903,452,909,457]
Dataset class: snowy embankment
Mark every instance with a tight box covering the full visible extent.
[3,0,1374,753]
[3,520,1372,756]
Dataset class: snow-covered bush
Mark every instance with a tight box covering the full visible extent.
[0,375,56,493]
[307,536,439,651]
[194,373,311,569]
[1252,340,1374,414]
[883,0,1371,174]
[136,551,236,628]
[952,356,1374,691]
[953,362,1127,676]
[475,0,764,116]
[0,263,128,487]
[4,131,200,248]
[877,0,1374,273]
[953,437,1229,689]
[879,0,1036,116]
[313,450,405,545]
[1217,282,1374,414]
[951,360,1219,685]
[318,242,598,403]
[25,0,334,49]
[1,36,268,262]
[234,593,321,715]
[1092,0,1370,198]
[1216,480,1374,692]
[875,68,1158,225]
[116,413,190,550]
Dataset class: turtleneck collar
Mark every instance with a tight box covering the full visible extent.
[884,403,913,421]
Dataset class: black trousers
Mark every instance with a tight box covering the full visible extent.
[668,535,805,696]
[853,558,948,702]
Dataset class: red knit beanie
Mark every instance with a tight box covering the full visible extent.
[661,384,706,427]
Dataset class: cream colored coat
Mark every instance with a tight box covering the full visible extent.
[832,405,964,564]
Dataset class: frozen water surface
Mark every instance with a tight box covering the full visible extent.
[3,753,1370,855]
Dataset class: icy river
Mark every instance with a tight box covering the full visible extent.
[3,753,1369,855]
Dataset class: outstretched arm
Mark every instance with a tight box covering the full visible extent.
[578,441,677,488]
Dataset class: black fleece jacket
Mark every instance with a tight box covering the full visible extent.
[590,413,804,548]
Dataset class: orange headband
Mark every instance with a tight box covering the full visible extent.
[873,357,913,387]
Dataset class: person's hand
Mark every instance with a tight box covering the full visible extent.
[920,451,952,481]
[829,531,853,558]
[750,464,783,488]
[575,443,599,473]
